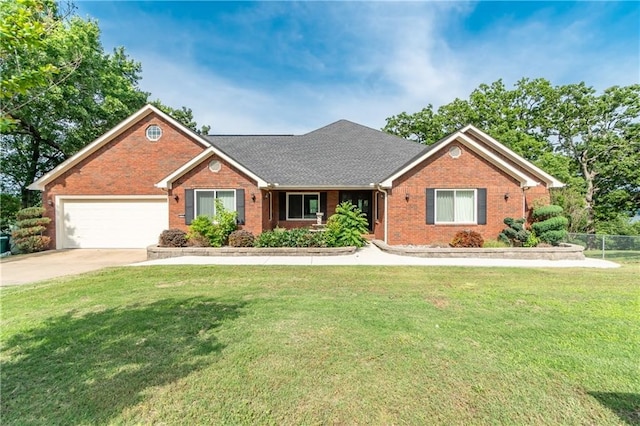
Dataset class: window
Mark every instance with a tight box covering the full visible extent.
[435,189,476,223]
[287,193,320,220]
[195,189,235,217]
[145,125,162,141]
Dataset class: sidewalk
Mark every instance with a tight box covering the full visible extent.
[132,243,620,268]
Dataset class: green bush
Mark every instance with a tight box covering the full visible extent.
[11,207,51,253]
[498,217,530,247]
[538,230,567,246]
[532,205,564,220]
[531,205,568,246]
[531,216,569,235]
[450,230,484,248]
[228,230,255,247]
[325,201,368,248]
[186,200,237,247]
[254,228,327,248]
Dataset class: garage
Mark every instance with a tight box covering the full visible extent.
[58,197,168,249]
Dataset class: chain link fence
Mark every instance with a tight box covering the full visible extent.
[564,233,640,260]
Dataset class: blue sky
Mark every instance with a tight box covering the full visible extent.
[76,1,639,134]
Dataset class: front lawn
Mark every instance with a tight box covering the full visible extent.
[1,265,638,424]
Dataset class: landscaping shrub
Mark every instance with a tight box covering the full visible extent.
[532,204,564,220]
[449,230,484,248]
[186,201,237,247]
[254,228,327,248]
[325,201,368,248]
[531,205,568,246]
[159,229,188,247]
[11,207,51,253]
[228,230,255,247]
[499,217,531,247]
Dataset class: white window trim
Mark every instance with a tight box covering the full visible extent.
[434,189,477,225]
[145,124,162,141]
[194,189,236,217]
[286,192,320,221]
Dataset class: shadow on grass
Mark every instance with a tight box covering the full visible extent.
[588,392,640,425]
[1,297,245,424]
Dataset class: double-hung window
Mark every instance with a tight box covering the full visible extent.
[195,189,236,217]
[435,189,476,223]
[287,193,320,220]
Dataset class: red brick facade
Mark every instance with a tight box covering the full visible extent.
[36,108,556,248]
[384,143,550,245]
[169,155,263,236]
[41,113,205,248]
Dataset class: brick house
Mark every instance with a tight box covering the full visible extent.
[29,104,563,249]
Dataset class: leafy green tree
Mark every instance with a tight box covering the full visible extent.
[548,83,640,233]
[1,0,210,207]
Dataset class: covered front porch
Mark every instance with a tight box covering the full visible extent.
[261,189,384,237]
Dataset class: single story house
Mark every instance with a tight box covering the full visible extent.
[29,104,563,249]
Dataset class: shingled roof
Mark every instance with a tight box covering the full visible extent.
[204,120,425,187]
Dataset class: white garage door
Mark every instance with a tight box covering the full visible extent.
[60,198,168,248]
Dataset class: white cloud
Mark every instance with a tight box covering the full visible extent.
[121,2,637,134]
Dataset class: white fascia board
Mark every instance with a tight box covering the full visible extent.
[155,147,268,189]
[28,103,268,191]
[380,132,539,188]
[461,125,565,188]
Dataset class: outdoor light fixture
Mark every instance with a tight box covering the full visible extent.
[504,193,510,200]
[174,194,179,202]
[251,193,256,202]
[405,193,410,201]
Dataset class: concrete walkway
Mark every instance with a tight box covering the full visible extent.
[133,243,620,268]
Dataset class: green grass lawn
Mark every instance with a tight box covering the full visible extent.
[1,265,639,425]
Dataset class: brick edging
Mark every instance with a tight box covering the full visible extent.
[147,245,357,260]
[372,240,585,260]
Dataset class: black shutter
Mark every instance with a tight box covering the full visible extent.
[279,192,287,221]
[236,189,245,225]
[320,192,327,216]
[185,189,194,225]
[426,188,435,224]
[477,188,487,225]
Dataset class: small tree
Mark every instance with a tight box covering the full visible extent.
[498,217,531,247]
[11,206,51,253]
[325,201,369,248]
[531,205,568,246]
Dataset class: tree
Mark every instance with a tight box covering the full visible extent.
[384,79,640,234]
[549,84,640,233]
[1,0,210,208]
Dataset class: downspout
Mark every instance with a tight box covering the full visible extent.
[375,185,388,243]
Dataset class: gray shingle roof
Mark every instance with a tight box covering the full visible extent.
[204,120,425,187]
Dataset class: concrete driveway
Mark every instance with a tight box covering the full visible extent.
[0,249,147,287]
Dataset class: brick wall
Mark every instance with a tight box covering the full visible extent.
[170,156,262,236]
[386,143,550,245]
[42,112,206,247]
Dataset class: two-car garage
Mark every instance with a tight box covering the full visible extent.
[57,197,168,249]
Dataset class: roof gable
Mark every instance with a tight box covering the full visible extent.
[27,104,248,191]
[381,125,564,189]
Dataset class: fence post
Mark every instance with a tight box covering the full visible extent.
[602,235,605,259]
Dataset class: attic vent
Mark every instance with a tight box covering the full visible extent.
[209,160,221,172]
[449,146,462,159]
[146,125,162,141]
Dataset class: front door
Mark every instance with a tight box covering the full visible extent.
[339,191,374,231]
